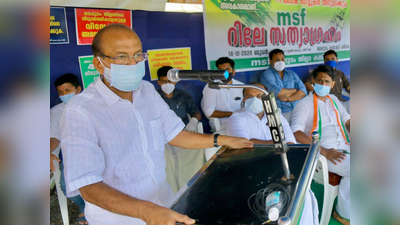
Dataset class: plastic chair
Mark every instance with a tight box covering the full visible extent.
[313,155,341,225]
[200,98,221,133]
[208,117,221,133]
[52,146,70,225]
[186,113,204,134]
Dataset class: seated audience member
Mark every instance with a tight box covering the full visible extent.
[156,66,205,193]
[156,66,201,131]
[260,49,307,122]
[304,50,350,100]
[226,83,296,145]
[226,83,319,225]
[291,65,350,225]
[304,50,350,113]
[50,73,87,224]
[201,57,243,132]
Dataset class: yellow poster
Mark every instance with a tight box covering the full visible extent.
[147,47,192,81]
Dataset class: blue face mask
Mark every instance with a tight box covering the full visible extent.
[245,97,264,114]
[98,58,145,92]
[314,83,331,97]
[325,60,337,69]
[60,92,75,104]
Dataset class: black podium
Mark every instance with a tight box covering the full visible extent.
[169,144,319,225]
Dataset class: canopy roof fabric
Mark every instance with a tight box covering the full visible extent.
[50,0,168,11]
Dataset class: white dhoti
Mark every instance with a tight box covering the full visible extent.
[327,153,350,220]
[164,144,205,194]
[298,189,320,225]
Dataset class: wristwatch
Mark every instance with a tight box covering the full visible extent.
[214,133,220,147]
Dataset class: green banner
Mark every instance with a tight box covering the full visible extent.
[210,50,350,69]
[203,0,351,71]
[78,55,100,89]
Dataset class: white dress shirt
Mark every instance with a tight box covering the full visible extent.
[291,93,350,151]
[60,78,185,225]
[201,79,244,125]
[226,109,319,225]
[226,109,296,144]
[50,102,65,140]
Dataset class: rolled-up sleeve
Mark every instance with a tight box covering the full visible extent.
[226,113,249,139]
[202,86,218,118]
[260,69,282,96]
[60,107,105,198]
[290,100,310,133]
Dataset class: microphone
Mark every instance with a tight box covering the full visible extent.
[167,68,231,83]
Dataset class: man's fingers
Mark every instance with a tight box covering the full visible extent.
[175,213,195,224]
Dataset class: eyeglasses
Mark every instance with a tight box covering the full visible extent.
[102,53,149,64]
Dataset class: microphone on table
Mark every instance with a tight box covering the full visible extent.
[167,68,232,83]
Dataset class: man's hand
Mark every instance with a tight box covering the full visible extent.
[219,136,254,149]
[140,202,195,225]
[184,118,198,132]
[321,147,346,165]
[50,153,60,172]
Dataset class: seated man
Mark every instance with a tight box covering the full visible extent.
[201,57,243,132]
[304,50,350,113]
[226,83,319,225]
[291,65,350,225]
[226,83,296,145]
[260,49,307,122]
[156,66,204,193]
[50,73,87,224]
[156,66,202,131]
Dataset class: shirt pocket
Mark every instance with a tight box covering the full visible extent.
[149,118,165,151]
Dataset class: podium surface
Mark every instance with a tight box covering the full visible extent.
[170,145,312,225]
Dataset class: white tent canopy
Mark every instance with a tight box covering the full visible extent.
[50,0,168,11]
[50,0,203,12]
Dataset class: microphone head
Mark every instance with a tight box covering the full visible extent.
[167,68,180,82]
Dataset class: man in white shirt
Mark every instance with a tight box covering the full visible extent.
[226,83,320,225]
[50,73,87,224]
[201,57,243,132]
[60,23,253,225]
[291,65,350,225]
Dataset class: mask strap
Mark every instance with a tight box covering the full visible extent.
[97,56,111,69]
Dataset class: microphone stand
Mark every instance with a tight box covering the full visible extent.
[207,83,293,182]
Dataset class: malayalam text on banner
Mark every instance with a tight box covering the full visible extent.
[50,7,69,44]
[203,0,350,71]
[75,8,132,45]
[147,48,192,81]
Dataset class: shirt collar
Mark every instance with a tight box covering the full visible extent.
[94,77,144,106]
[244,109,267,122]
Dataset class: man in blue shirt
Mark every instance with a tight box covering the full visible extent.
[260,49,306,122]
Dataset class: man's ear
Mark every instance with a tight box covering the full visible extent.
[93,57,104,75]
[76,86,82,93]
[156,80,162,86]
[232,69,236,77]
[331,81,336,88]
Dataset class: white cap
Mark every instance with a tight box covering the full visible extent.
[268,207,280,221]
